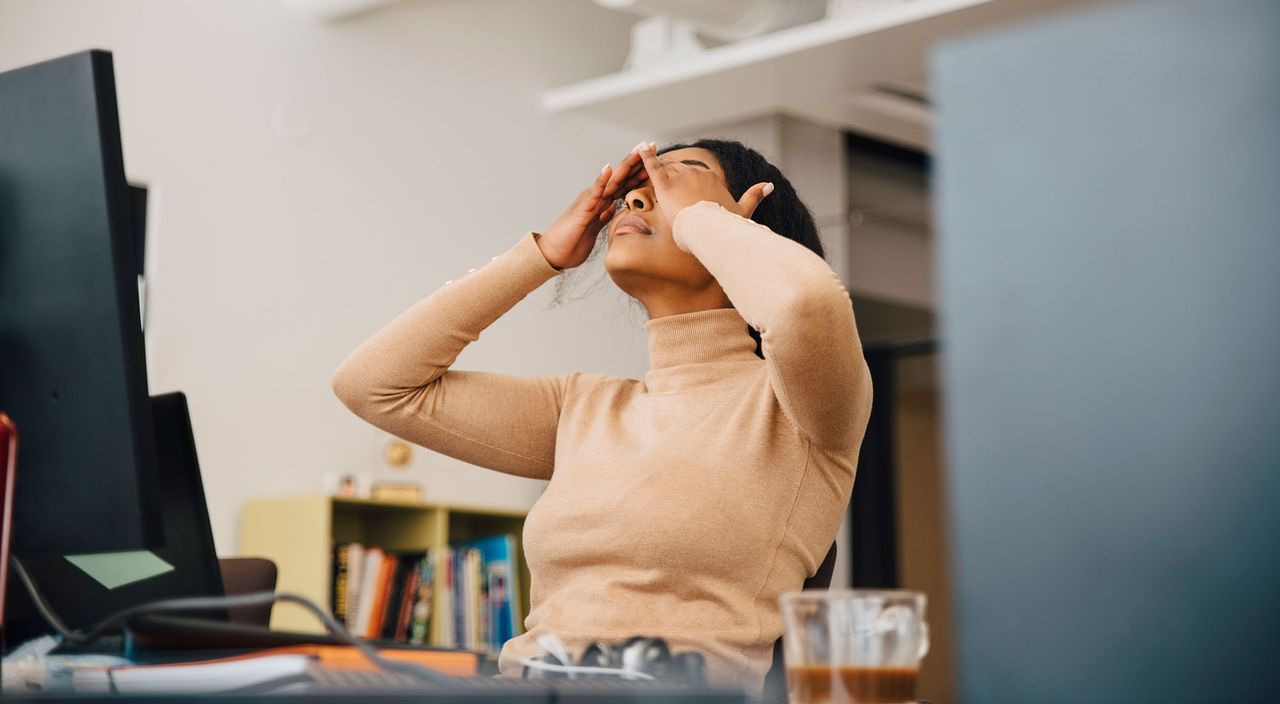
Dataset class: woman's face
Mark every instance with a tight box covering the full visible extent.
[603,147,730,298]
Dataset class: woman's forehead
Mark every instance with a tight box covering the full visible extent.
[659,147,725,179]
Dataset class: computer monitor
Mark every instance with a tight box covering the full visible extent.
[128,184,150,331]
[0,49,162,553]
[933,0,1280,700]
[3,393,227,646]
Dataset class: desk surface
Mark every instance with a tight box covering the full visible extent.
[4,680,750,704]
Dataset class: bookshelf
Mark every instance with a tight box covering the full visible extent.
[240,495,528,646]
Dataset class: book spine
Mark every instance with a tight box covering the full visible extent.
[368,552,396,640]
[440,548,451,647]
[344,543,366,629]
[354,547,382,637]
[386,554,415,641]
[394,557,421,643]
[450,547,461,649]
[379,555,403,641]
[484,552,504,653]
[468,548,481,652]
[460,549,470,650]
[477,549,487,652]
[409,552,434,645]
[332,544,349,620]
[468,549,478,651]
[454,549,463,650]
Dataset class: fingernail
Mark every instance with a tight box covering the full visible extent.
[602,163,610,174]
[763,182,775,196]
[632,141,644,153]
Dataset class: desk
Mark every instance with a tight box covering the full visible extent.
[3,682,749,703]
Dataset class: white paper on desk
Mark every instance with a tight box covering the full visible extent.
[72,654,313,694]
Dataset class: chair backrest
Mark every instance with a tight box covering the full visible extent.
[218,556,278,627]
[760,542,837,704]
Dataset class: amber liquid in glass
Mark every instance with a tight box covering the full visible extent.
[786,665,919,703]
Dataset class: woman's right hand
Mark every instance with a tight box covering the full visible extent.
[536,142,653,271]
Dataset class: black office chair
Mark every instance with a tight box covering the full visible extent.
[760,542,838,704]
[218,556,278,627]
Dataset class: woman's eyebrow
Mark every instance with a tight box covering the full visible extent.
[678,159,712,169]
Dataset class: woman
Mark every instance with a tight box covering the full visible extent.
[331,139,872,693]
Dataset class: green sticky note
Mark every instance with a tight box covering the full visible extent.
[64,551,175,590]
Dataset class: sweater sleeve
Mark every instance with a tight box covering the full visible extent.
[671,200,873,453]
[330,231,573,480]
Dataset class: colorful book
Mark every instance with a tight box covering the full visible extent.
[338,537,521,651]
[452,548,465,649]
[353,546,383,637]
[367,552,396,639]
[332,544,350,619]
[464,548,480,651]
[343,543,366,629]
[394,554,424,642]
[379,555,407,640]
[441,547,455,648]
[408,552,435,645]
[450,534,521,654]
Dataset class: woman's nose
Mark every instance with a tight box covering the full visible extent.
[623,186,654,212]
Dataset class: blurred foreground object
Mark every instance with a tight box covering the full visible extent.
[934,0,1280,701]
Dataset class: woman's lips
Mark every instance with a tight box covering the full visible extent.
[614,214,652,236]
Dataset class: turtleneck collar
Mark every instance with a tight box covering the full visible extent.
[642,307,764,393]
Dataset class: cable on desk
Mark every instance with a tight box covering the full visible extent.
[9,555,457,687]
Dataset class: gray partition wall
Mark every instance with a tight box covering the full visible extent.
[932,0,1280,701]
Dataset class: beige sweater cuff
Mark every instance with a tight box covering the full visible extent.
[509,230,565,286]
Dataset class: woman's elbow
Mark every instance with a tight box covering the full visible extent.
[331,359,427,420]
[330,359,372,413]
[859,360,874,422]
[784,283,857,341]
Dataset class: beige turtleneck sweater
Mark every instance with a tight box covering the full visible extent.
[331,200,872,694]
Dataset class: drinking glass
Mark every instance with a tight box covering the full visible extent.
[779,589,929,704]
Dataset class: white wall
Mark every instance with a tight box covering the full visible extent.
[0,0,651,553]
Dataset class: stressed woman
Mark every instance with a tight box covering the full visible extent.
[330,139,872,694]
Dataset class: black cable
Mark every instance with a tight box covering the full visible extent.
[9,555,457,686]
[9,554,82,643]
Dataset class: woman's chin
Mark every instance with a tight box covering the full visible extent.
[604,247,645,272]
[604,251,658,287]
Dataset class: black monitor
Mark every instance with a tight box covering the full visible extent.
[3,393,227,646]
[127,184,150,332]
[0,49,162,552]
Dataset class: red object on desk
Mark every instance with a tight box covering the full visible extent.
[0,412,17,628]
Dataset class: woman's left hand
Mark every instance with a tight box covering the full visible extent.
[637,143,774,226]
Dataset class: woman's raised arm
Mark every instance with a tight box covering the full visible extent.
[332,154,646,479]
[670,201,872,453]
[332,231,575,479]
[637,145,872,454]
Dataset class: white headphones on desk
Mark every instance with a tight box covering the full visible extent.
[520,633,706,683]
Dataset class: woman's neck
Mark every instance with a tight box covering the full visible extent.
[640,288,733,320]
